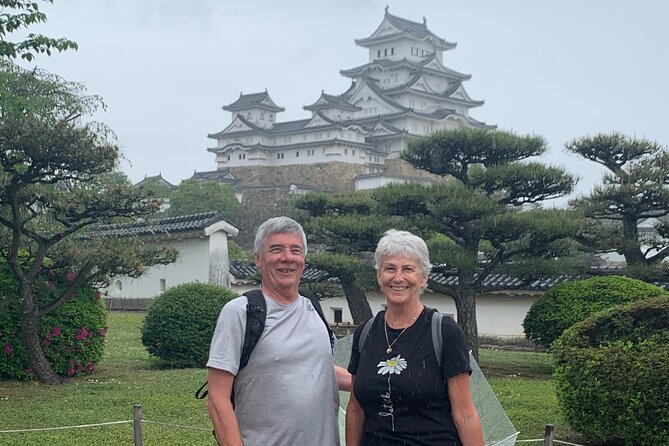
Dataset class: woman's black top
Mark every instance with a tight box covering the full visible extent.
[348,307,471,446]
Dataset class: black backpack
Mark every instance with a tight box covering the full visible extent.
[195,288,333,399]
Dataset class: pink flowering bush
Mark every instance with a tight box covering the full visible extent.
[0,262,108,380]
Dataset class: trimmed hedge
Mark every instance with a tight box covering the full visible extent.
[141,282,238,367]
[0,263,108,380]
[523,276,665,348]
[552,296,669,445]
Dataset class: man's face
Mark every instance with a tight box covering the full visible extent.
[255,232,306,295]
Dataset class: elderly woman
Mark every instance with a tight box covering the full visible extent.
[346,230,484,446]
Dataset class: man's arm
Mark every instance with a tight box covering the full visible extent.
[335,365,352,391]
[448,372,485,446]
[207,367,243,446]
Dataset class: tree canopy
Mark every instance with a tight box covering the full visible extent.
[0,61,175,383]
[567,133,669,279]
[0,0,77,61]
[168,179,239,220]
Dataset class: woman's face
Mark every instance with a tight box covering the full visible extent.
[377,254,428,307]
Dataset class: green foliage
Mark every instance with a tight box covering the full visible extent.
[566,132,669,272]
[523,276,666,348]
[307,252,376,289]
[552,297,669,445]
[168,179,239,219]
[0,0,78,61]
[141,282,238,367]
[0,261,108,380]
[0,61,176,382]
[227,240,249,261]
[134,176,174,199]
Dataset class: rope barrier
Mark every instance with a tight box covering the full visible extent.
[554,440,588,446]
[515,439,544,443]
[141,420,211,432]
[0,420,133,433]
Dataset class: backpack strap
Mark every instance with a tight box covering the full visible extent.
[195,289,267,400]
[240,289,267,369]
[300,289,335,349]
[357,314,377,356]
[431,310,444,368]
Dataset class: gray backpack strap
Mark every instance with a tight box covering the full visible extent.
[357,314,377,355]
[431,311,444,368]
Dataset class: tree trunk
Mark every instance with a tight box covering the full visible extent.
[341,280,373,324]
[19,283,62,384]
[455,270,480,361]
[621,216,646,265]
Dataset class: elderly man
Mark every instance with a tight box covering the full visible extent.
[206,216,349,446]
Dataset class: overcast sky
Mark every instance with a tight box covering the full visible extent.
[23,0,669,206]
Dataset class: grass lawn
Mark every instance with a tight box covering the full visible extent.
[1,312,585,445]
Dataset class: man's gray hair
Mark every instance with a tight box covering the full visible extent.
[253,216,308,256]
[374,229,432,275]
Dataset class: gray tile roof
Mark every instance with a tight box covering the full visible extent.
[230,261,335,283]
[223,91,285,112]
[229,260,577,293]
[90,212,226,238]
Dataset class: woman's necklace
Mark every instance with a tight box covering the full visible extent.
[384,309,421,354]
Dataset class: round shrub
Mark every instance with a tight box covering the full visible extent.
[523,276,665,348]
[552,296,669,446]
[0,263,108,380]
[141,282,238,367]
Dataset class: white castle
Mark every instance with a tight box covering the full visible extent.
[202,8,493,192]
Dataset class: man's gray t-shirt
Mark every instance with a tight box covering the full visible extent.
[207,293,340,446]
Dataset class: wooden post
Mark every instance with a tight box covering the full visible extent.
[543,423,554,446]
[133,404,143,446]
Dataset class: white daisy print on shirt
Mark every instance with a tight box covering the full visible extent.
[377,354,408,431]
[377,354,408,375]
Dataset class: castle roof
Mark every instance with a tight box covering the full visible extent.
[340,54,470,81]
[223,90,285,112]
[355,11,456,50]
[304,92,362,112]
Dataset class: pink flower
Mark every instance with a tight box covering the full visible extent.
[66,271,77,283]
[3,344,13,355]
[87,363,95,372]
[76,327,88,341]
[67,369,75,377]
[52,326,61,337]
[98,329,106,337]
[69,360,75,367]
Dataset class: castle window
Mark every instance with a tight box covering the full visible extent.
[384,48,388,56]
[352,150,355,156]
[344,149,348,155]
[260,112,264,120]
[377,50,381,57]
[247,112,252,119]
[391,47,395,55]
[269,114,273,122]
[296,151,299,157]
[227,155,230,161]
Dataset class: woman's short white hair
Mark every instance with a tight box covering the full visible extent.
[253,216,308,256]
[374,229,432,275]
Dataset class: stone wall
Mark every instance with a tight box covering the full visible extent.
[228,162,368,192]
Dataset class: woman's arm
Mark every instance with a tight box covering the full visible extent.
[207,367,243,446]
[345,376,365,446]
[447,372,485,446]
